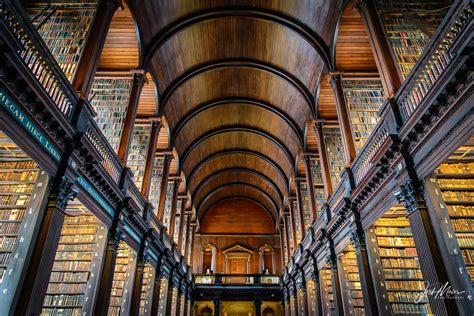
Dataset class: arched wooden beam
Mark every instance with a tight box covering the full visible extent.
[200,196,275,224]
[180,126,295,173]
[192,167,284,208]
[170,97,304,148]
[186,149,289,194]
[159,59,315,118]
[196,182,279,220]
[141,7,333,71]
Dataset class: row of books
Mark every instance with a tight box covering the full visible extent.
[0,194,30,206]
[372,209,432,314]
[43,210,105,314]
[0,154,39,283]
[108,243,136,315]
[377,236,415,247]
[323,128,345,188]
[127,125,152,191]
[139,263,155,315]
[340,244,365,315]
[320,265,335,314]
[90,78,132,153]
[442,190,474,202]
[437,178,474,188]
[28,3,97,82]
[451,219,474,231]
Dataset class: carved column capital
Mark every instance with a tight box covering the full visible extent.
[350,229,366,254]
[51,176,78,211]
[395,179,424,214]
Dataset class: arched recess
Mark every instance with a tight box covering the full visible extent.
[197,183,279,221]
[200,243,217,273]
[259,244,276,274]
[192,168,283,209]
[159,59,315,117]
[139,7,334,72]
[180,130,295,183]
[161,67,313,131]
[186,150,289,196]
[172,99,303,153]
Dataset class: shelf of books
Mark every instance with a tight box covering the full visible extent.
[172,199,182,243]
[157,276,169,315]
[108,241,137,316]
[366,207,433,315]
[434,139,474,283]
[320,263,335,316]
[291,199,303,244]
[127,124,151,191]
[287,219,295,254]
[139,262,155,316]
[374,0,452,78]
[0,131,49,310]
[169,286,179,315]
[306,278,317,316]
[89,78,132,153]
[341,79,384,153]
[162,181,174,231]
[148,156,164,214]
[323,128,345,188]
[309,158,326,217]
[338,244,365,316]
[25,1,97,82]
[299,182,312,230]
[42,199,108,315]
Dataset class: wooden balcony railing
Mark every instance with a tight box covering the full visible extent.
[194,274,281,285]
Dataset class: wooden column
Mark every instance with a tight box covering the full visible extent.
[213,299,221,316]
[177,199,187,252]
[91,224,124,315]
[188,224,196,266]
[150,259,164,316]
[350,228,378,316]
[73,0,119,98]
[313,122,333,198]
[278,226,286,265]
[288,205,299,248]
[183,212,192,259]
[282,213,293,256]
[254,299,262,316]
[165,273,176,316]
[355,0,402,97]
[13,177,76,315]
[141,120,162,197]
[168,178,181,239]
[330,74,356,164]
[157,154,173,221]
[117,72,146,162]
[302,155,319,222]
[294,179,308,232]
[327,249,344,316]
[130,243,148,316]
[397,180,458,315]
[310,269,323,316]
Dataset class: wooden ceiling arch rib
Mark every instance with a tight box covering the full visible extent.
[158,59,316,118]
[192,168,284,209]
[186,149,289,196]
[139,7,333,71]
[197,183,279,222]
[170,97,304,148]
[180,127,295,176]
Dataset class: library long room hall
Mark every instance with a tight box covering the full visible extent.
[0,0,472,315]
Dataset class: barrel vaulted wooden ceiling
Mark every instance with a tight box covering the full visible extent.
[100,1,377,225]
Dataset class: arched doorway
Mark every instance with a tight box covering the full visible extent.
[199,306,213,316]
[258,244,275,274]
[262,307,275,316]
[201,243,217,273]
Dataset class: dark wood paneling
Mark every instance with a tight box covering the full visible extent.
[201,199,275,235]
